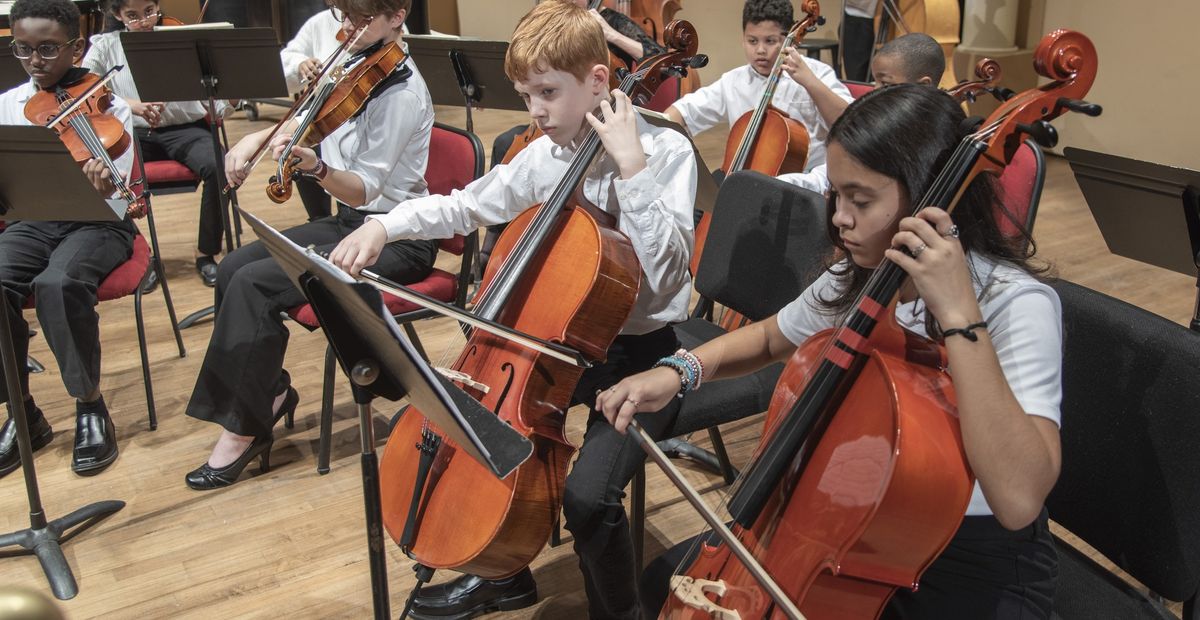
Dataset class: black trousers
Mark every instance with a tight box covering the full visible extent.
[186,206,437,437]
[0,220,135,404]
[841,13,877,82]
[137,120,226,257]
[562,325,681,620]
[639,509,1057,619]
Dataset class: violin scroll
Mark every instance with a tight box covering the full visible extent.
[945,57,1001,103]
[626,20,704,105]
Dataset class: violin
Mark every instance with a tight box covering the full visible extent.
[24,68,146,217]
[657,29,1101,619]
[376,22,705,580]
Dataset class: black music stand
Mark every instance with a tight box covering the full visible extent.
[121,26,288,329]
[1064,147,1200,332]
[240,208,533,620]
[404,35,526,132]
[0,126,126,600]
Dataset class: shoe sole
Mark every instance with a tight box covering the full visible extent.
[72,446,119,476]
[408,587,538,620]
[0,426,53,477]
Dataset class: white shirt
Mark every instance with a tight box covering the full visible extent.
[670,59,852,176]
[81,31,228,130]
[0,78,135,206]
[775,254,1063,516]
[280,10,342,95]
[371,115,697,335]
[311,50,433,213]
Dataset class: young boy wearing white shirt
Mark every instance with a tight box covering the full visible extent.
[183,0,438,491]
[82,0,232,287]
[665,0,853,193]
[0,0,137,478]
[331,2,696,617]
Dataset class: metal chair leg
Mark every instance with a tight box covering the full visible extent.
[708,427,738,485]
[134,285,156,430]
[632,466,646,569]
[402,323,428,361]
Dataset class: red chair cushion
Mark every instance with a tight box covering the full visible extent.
[288,267,458,328]
[98,234,151,301]
[843,80,875,100]
[426,126,478,197]
[144,160,199,184]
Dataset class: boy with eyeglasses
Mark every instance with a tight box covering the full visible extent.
[0,0,138,479]
[82,0,232,287]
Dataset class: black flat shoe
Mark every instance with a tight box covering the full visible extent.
[185,434,274,490]
[0,400,53,478]
[273,386,299,430]
[196,255,218,288]
[140,267,159,295]
[72,401,118,475]
[409,568,538,619]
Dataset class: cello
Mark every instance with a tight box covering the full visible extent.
[376,23,704,580]
[654,29,1101,619]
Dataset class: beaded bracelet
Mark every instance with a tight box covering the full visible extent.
[943,321,989,342]
[653,349,704,397]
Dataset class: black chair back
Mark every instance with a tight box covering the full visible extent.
[694,171,832,322]
[1048,280,1200,617]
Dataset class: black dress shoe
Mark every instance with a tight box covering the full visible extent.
[196,255,218,287]
[409,568,538,619]
[185,434,274,490]
[140,267,159,295]
[72,400,118,475]
[273,386,299,430]
[0,401,53,478]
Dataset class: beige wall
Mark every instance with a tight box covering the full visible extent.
[1039,0,1198,169]
[455,1,843,85]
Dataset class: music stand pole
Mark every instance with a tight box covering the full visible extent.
[0,126,128,600]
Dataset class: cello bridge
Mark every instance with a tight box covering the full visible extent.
[434,367,490,394]
[669,575,741,620]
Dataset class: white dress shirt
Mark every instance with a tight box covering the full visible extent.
[307,50,433,213]
[81,31,228,130]
[280,10,342,95]
[671,59,852,191]
[371,115,697,335]
[0,78,134,206]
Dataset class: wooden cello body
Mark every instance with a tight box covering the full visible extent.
[379,23,703,579]
[662,312,974,618]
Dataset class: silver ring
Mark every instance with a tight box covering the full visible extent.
[912,243,927,258]
[944,225,960,239]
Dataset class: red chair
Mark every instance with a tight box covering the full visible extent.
[288,121,485,473]
[995,138,1046,238]
[842,79,875,99]
[20,147,186,430]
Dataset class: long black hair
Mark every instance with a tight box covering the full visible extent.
[817,83,1046,323]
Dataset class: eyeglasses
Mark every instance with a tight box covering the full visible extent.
[121,11,163,26]
[9,38,79,60]
[328,7,370,28]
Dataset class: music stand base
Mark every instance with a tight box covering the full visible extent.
[0,500,125,600]
[179,305,215,330]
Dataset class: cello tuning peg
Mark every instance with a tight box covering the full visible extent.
[991,86,1017,101]
[688,54,710,69]
[1017,120,1059,148]
[1057,97,1103,117]
[814,16,827,27]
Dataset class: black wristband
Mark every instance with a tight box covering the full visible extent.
[943,321,988,342]
[300,158,328,181]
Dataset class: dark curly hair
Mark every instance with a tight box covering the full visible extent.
[10,0,82,38]
[742,0,793,30]
[818,83,1046,327]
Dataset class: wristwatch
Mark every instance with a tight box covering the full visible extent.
[300,158,329,181]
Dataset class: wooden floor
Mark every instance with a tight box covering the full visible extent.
[2,103,1193,619]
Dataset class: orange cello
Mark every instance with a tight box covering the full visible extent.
[656,29,1101,619]
[377,23,704,580]
[691,0,822,328]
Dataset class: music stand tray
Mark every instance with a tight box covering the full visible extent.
[1064,146,1200,330]
[0,126,125,601]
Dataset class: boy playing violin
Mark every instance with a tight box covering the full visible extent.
[665,0,853,192]
[182,0,438,490]
[331,1,697,616]
[0,0,137,478]
[82,0,231,287]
